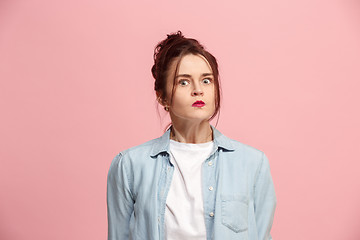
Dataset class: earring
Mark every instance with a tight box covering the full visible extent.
[164,106,169,111]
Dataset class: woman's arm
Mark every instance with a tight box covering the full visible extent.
[107,153,134,240]
[254,153,277,240]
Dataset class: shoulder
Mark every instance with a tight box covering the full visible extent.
[123,137,161,156]
[213,127,265,161]
[219,130,265,157]
[230,138,264,158]
[219,134,267,169]
[109,135,164,169]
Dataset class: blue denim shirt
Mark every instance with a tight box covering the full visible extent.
[107,126,276,240]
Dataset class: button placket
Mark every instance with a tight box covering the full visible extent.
[204,154,216,223]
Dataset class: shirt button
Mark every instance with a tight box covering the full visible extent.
[208,161,213,166]
[209,212,214,217]
[208,186,213,191]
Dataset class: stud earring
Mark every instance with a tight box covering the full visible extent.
[164,106,169,111]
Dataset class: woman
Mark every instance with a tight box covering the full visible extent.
[107,31,276,240]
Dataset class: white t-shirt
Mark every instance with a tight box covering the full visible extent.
[165,139,214,240]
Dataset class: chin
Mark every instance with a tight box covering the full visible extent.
[171,109,214,122]
[186,114,213,122]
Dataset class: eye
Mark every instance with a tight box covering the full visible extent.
[202,78,212,84]
[178,79,190,86]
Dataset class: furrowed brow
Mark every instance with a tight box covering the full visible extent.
[175,74,192,78]
[175,73,213,78]
[201,73,213,77]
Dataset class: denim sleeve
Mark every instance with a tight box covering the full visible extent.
[107,153,134,240]
[254,153,277,240]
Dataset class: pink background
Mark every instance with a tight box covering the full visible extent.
[1,0,360,239]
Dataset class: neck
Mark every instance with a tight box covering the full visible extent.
[170,120,213,144]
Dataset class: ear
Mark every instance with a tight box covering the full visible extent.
[156,92,167,106]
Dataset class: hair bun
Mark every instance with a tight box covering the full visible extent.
[166,31,183,39]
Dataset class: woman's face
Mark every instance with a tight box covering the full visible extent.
[164,53,216,124]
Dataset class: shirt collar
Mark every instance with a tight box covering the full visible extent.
[150,125,235,157]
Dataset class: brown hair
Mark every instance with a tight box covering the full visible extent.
[151,31,221,122]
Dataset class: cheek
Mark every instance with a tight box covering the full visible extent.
[165,87,175,104]
[209,87,216,102]
[172,91,186,107]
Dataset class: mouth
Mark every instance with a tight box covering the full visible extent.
[192,100,205,107]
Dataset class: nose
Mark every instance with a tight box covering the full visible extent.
[191,84,204,96]
[191,89,203,96]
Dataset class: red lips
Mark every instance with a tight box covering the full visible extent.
[192,100,205,107]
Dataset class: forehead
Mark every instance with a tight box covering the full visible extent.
[177,54,212,75]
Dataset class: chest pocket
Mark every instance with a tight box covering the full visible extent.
[221,194,249,233]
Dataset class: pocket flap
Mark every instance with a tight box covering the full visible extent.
[221,194,249,233]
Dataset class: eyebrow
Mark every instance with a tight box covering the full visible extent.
[175,73,213,78]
